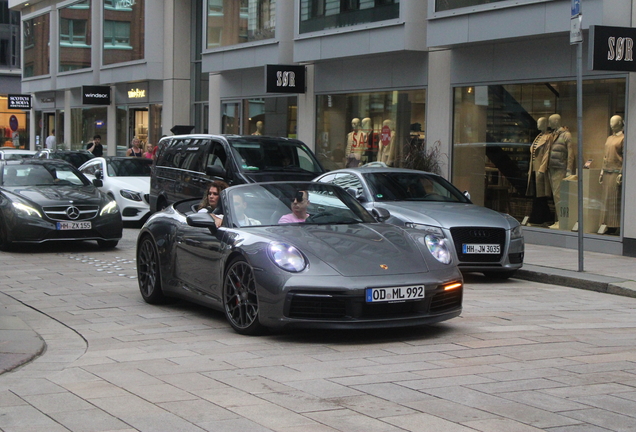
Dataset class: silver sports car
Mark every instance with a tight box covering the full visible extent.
[136,181,463,335]
[315,167,524,279]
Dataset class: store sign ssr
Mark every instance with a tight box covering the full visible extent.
[266,65,306,94]
[589,25,636,72]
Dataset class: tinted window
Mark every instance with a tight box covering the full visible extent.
[229,138,322,174]
[107,158,152,176]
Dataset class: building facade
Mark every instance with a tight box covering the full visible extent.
[10,0,636,256]
[0,0,25,148]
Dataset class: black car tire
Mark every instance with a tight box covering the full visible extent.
[97,240,119,249]
[0,222,13,252]
[483,270,516,280]
[137,235,173,304]
[223,257,265,335]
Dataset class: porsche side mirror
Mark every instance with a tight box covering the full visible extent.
[371,207,390,222]
[187,213,218,234]
[92,179,103,188]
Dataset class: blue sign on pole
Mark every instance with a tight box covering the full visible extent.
[571,0,581,17]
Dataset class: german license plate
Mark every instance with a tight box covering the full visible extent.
[56,221,91,230]
[366,285,425,303]
[463,244,500,254]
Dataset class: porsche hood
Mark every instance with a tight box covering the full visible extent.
[251,223,429,277]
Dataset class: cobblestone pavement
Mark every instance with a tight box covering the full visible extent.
[0,230,636,431]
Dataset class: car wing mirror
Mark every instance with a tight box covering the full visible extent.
[187,213,218,234]
[92,179,103,187]
[371,207,390,222]
[94,169,103,180]
[463,190,471,201]
[206,165,226,178]
[345,187,366,203]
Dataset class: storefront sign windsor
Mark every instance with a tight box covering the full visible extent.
[82,86,111,105]
[266,65,306,94]
[589,26,636,72]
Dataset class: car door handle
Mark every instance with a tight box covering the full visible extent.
[185,239,202,246]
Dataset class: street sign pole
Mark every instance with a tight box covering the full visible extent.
[571,0,584,272]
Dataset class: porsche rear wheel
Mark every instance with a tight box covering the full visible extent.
[223,257,265,335]
[137,235,172,304]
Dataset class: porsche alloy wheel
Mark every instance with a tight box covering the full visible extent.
[137,236,171,304]
[223,257,264,335]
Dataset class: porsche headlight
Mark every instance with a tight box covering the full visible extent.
[510,224,523,239]
[404,222,445,237]
[100,200,119,216]
[425,234,452,265]
[120,189,143,202]
[12,202,42,218]
[268,242,307,272]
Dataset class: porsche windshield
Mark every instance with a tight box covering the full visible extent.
[363,172,470,203]
[226,183,376,228]
[228,138,323,174]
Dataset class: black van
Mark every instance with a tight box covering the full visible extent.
[150,134,325,212]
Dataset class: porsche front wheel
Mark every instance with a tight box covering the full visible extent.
[223,257,265,335]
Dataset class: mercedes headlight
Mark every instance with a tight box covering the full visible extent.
[510,224,523,239]
[268,242,307,272]
[404,222,445,237]
[120,189,143,202]
[12,202,42,218]
[100,200,119,216]
[425,234,452,265]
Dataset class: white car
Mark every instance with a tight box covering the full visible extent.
[79,157,152,222]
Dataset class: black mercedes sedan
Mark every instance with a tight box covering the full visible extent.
[0,159,122,250]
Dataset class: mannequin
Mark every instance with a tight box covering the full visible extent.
[378,119,396,166]
[598,115,624,233]
[547,114,575,227]
[252,121,264,135]
[361,117,378,163]
[526,117,552,224]
[345,118,367,167]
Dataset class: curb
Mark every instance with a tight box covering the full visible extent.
[515,265,636,298]
[0,316,46,375]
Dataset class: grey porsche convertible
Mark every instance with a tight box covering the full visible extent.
[136,182,463,335]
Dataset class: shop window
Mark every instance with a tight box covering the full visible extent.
[315,89,426,172]
[451,79,626,237]
[59,0,91,72]
[103,0,144,65]
[206,0,275,49]
[299,0,399,34]
[70,107,107,151]
[0,96,28,148]
[23,13,50,78]
[222,97,297,139]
